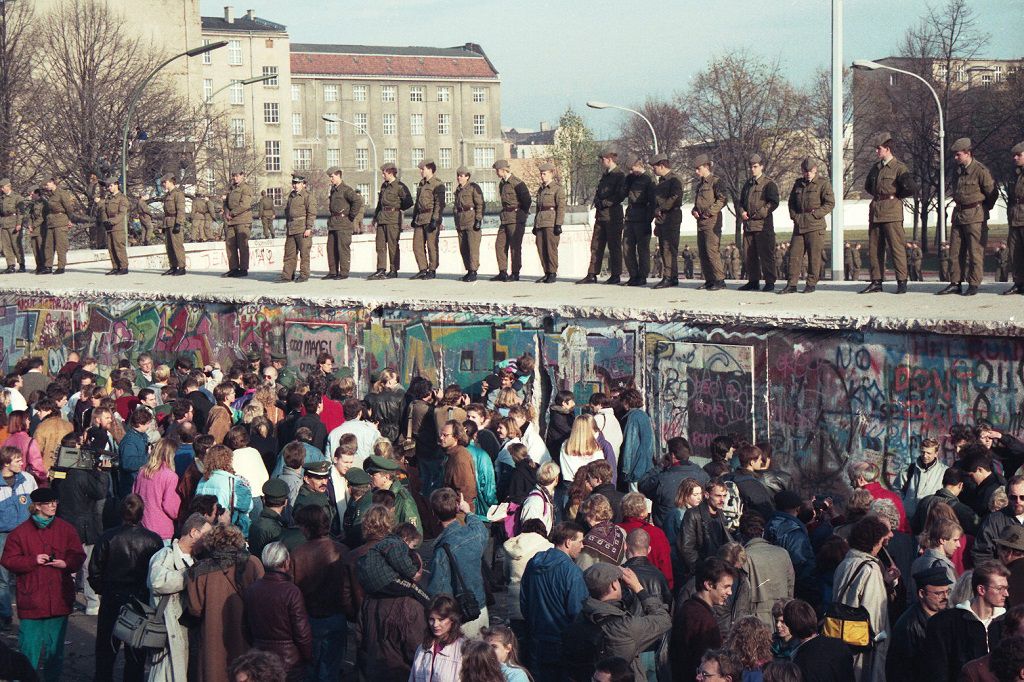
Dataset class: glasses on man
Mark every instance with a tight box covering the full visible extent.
[696,668,722,680]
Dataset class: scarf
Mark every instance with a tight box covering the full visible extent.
[584,521,624,564]
[32,514,54,529]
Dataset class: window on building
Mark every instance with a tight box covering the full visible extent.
[267,187,283,205]
[383,148,397,164]
[326,149,340,168]
[411,148,424,167]
[204,168,216,194]
[203,78,213,100]
[995,65,1004,81]
[324,116,339,136]
[353,84,368,102]
[473,147,495,168]
[410,85,425,102]
[381,85,397,102]
[202,39,213,65]
[291,84,301,102]
[357,183,371,205]
[228,39,242,66]
[956,65,966,82]
[324,84,339,102]
[293,148,312,170]
[473,114,486,137]
[981,73,993,86]
[438,113,451,135]
[472,86,487,103]
[479,182,497,202]
[437,86,451,102]
[410,113,424,136]
[355,148,368,171]
[888,74,898,86]
[353,112,368,133]
[937,64,949,80]
[264,102,279,125]
[265,141,281,172]
[292,113,303,136]
[229,80,244,105]
[262,66,278,87]
[445,187,455,206]
[439,148,452,169]
[230,118,245,148]
[382,113,397,136]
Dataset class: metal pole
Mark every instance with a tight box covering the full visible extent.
[830,0,845,281]
[586,101,658,155]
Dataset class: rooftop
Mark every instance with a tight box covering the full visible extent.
[201,15,287,33]
[290,42,498,80]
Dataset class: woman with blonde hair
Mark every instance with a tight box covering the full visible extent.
[493,388,522,417]
[558,414,605,483]
[519,462,559,533]
[132,437,181,542]
[253,385,282,425]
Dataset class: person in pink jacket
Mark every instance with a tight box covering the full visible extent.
[3,411,45,486]
[132,438,181,541]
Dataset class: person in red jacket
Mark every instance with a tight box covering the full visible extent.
[0,487,86,682]
[617,492,674,589]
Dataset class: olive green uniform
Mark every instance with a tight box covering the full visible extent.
[910,244,924,281]
[133,197,154,244]
[43,187,77,270]
[86,180,104,249]
[0,191,20,269]
[354,479,421,535]
[27,197,45,271]
[497,174,531,276]
[950,159,998,287]
[694,173,728,284]
[259,194,276,238]
[534,180,566,276]
[623,172,654,281]
[1009,166,1024,286]
[281,187,316,281]
[453,181,484,272]
[373,179,411,273]
[224,181,254,273]
[682,246,694,279]
[100,192,130,271]
[326,181,364,277]
[162,187,187,270]
[652,172,684,281]
[786,176,835,287]
[411,176,446,272]
[739,173,780,285]
[190,197,211,242]
[865,156,916,283]
[588,166,627,278]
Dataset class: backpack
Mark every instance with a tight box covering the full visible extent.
[720,480,744,532]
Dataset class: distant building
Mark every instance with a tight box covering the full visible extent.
[504,123,557,159]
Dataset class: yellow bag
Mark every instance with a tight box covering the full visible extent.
[823,561,875,651]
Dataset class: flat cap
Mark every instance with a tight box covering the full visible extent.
[417,159,435,169]
[538,162,556,173]
[584,563,623,594]
[160,174,177,184]
[626,155,644,168]
[270,350,287,361]
[1011,141,1024,155]
[0,178,11,187]
[27,186,39,194]
[31,488,58,504]
[262,478,290,501]
[950,137,973,153]
[598,148,618,159]
[774,490,803,511]
[800,157,819,171]
[364,455,400,474]
[748,154,763,165]
[380,161,398,173]
[304,460,331,477]
[871,132,894,149]
[912,565,954,588]
[456,166,471,176]
[326,166,343,176]
[345,467,371,485]
[996,525,1024,552]
[649,154,671,167]
[103,176,120,186]
[693,154,712,168]
[492,159,510,171]
[290,174,307,183]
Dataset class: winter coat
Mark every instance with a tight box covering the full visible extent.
[679,502,733,576]
[33,415,73,474]
[909,547,957,597]
[671,597,722,682]
[896,456,949,518]
[469,443,497,515]
[885,602,929,682]
[147,540,195,682]
[291,535,351,619]
[3,432,43,487]
[519,486,555,533]
[725,470,775,520]
[922,601,1005,682]
[832,549,889,682]
[639,461,708,529]
[520,547,589,655]
[623,556,671,608]
[0,472,36,533]
[620,409,655,484]
[618,517,674,589]
[592,407,623,459]
[0,516,86,619]
[765,511,816,589]
[133,466,181,540]
[544,406,574,457]
[243,570,313,672]
[88,522,163,599]
[366,387,405,443]
[974,507,1023,565]
[568,593,671,682]
[54,467,109,545]
[118,427,150,496]
[356,593,425,681]
[503,531,553,620]
[744,537,795,626]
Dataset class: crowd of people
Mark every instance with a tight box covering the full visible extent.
[0,348,1023,682]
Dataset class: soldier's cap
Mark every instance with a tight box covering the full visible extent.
[538,162,556,173]
[692,154,712,168]
[950,137,973,153]
[230,169,245,177]
[584,563,623,594]
[31,488,58,504]
[326,166,343,176]
[417,159,436,170]
[0,178,10,187]
[345,467,371,485]
[380,162,398,173]
[103,177,120,187]
[291,174,307,184]
[626,155,644,168]
[270,350,287,361]
[262,478,290,503]
[598,148,618,159]
[871,132,894,149]
[27,186,39,194]
[800,157,819,171]
[996,525,1024,552]
[912,565,954,588]
[456,166,471,177]
[364,455,400,474]
[748,154,763,165]
[245,350,261,362]
[1012,141,1024,155]
[649,154,671,167]
[491,159,510,171]
[160,174,177,184]
[304,460,331,477]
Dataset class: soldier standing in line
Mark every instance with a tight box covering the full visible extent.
[781,157,835,294]
[938,138,998,296]
[681,245,694,280]
[190,190,210,242]
[905,241,917,281]
[258,189,276,239]
[26,188,45,273]
[819,246,830,281]
[133,195,154,245]
[913,242,925,281]
[843,242,854,280]
[324,166,364,281]
[1005,142,1024,295]
[206,193,221,241]
[491,159,531,282]
[995,241,1008,283]
[621,155,654,286]
[533,161,565,283]
[721,246,733,278]
[86,171,104,249]
[691,154,728,291]
[860,133,916,294]
[160,174,187,276]
[99,176,130,275]
[11,190,26,272]
[938,242,950,282]
[278,174,316,283]
[738,154,779,292]
[851,243,862,281]
[410,160,446,280]
[0,178,20,272]
[222,170,254,278]
[452,166,484,282]
[578,149,627,284]
[41,177,77,275]
[650,154,683,289]
[368,162,411,280]
[774,244,784,282]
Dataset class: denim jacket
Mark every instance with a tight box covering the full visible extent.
[427,514,489,603]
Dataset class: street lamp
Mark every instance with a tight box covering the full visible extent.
[852,58,946,244]
[204,73,276,105]
[586,101,659,155]
[322,114,379,185]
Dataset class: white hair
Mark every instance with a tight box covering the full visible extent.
[261,541,290,572]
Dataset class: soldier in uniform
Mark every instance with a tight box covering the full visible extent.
[851,243,862,281]
[41,177,78,275]
[691,154,728,290]
[995,242,1009,283]
[0,178,20,272]
[859,133,916,294]
[410,160,445,280]
[938,138,998,296]
[160,174,187,276]
[206,193,221,241]
[361,456,421,533]
[491,159,531,282]
[533,161,565,283]
[278,174,316,283]
[906,242,919,281]
[324,167,364,281]
[190,191,209,242]
[722,246,734,279]
[843,242,854,280]
[622,156,654,286]
[222,169,254,278]
[258,189,276,239]
[781,157,835,294]
[133,195,154,245]
[86,172,104,249]
[26,188,45,273]
[369,162,411,280]
[681,245,694,280]
[820,247,830,281]
[1006,142,1024,295]
[649,154,683,288]
[578,149,627,284]
[99,176,130,275]
[738,154,779,291]
[938,242,950,282]
[453,167,484,282]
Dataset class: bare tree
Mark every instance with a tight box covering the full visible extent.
[803,67,872,198]
[190,111,266,196]
[0,1,40,186]
[551,107,599,205]
[616,98,689,161]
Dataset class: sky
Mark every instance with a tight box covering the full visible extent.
[200,0,1024,138]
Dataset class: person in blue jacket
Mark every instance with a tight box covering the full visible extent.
[619,389,655,490]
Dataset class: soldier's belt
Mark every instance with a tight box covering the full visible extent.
[539,206,556,211]
[502,204,518,211]
[330,212,347,217]
[958,201,982,209]
[456,206,474,213]
[382,207,400,212]
[874,194,896,200]
[416,208,433,215]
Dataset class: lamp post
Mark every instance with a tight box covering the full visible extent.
[204,73,275,105]
[586,100,659,155]
[852,58,946,244]
[830,0,845,281]
[322,114,379,185]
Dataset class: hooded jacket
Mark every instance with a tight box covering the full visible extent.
[520,547,589,655]
[503,531,554,620]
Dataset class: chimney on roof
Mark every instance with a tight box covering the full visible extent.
[224,6,234,23]
[539,121,550,132]
[246,9,255,20]
[463,42,483,55]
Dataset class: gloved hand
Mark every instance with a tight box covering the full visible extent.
[473,220,481,231]
[172,225,180,234]
[532,227,540,236]
[425,221,437,233]
[553,225,562,236]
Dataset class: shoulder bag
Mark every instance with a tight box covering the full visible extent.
[440,543,481,621]
[113,595,170,650]
[822,560,875,651]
